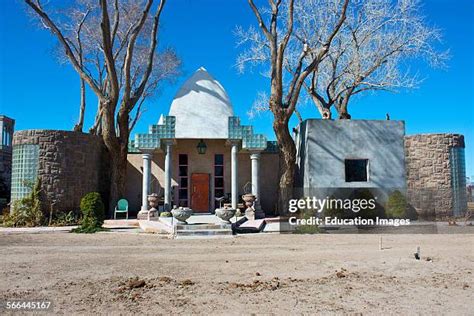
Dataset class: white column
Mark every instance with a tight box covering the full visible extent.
[231,141,239,209]
[250,152,265,218]
[141,153,152,211]
[250,152,261,211]
[164,141,173,211]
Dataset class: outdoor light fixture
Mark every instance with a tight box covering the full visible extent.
[197,139,207,154]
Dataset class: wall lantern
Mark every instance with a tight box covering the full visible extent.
[197,139,207,155]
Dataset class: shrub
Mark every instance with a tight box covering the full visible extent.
[160,211,172,217]
[2,179,44,227]
[352,189,385,220]
[293,209,321,234]
[74,192,105,233]
[52,210,79,226]
[386,190,418,220]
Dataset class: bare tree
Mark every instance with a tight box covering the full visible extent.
[236,0,349,212]
[295,0,448,119]
[25,0,180,213]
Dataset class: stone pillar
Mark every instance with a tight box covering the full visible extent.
[140,153,152,211]
[250,152,265,218]
[164,141,173,211]
[230,141,239,209]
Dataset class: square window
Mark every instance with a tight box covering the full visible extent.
[215,166,223,177]
[180,177,188,188]
[179,188,188,199]
[214,154,224,165]
[345,159,368,182]
[179,166,188,177]
[215,189,224,198]
[214,177,224,188]
[179,154,188,165]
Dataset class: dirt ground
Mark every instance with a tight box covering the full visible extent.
[0,232,473,315]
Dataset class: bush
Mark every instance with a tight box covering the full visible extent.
[2,179,44,227]
[322,189,385,220]
[160,211,172,217]
[74,192,105,233]
[352,189,385,220]
[51,210,79,226]
[386,190,418,220]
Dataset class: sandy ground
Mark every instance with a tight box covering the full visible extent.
[0,232,473,315]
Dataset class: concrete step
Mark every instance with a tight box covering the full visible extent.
[175,234,234,240]
[176,229,232,235]
[176,223,231,231]
[175,228,233,238]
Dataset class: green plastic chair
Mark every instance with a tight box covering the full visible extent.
[114,199,129,220]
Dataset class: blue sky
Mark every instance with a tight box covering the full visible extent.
[0,0,473,177]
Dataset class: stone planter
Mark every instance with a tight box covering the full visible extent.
[171,207,193,223]
[215,208,236,223]
[147,193,159,210]
[242,194,256,209]
[242,194,256,220]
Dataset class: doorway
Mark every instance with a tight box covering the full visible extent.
[191,173,210,212]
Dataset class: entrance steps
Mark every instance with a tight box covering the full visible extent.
[174,223,233,239]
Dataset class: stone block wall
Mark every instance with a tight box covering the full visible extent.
[405,134,466,218]
[13,130,108,212]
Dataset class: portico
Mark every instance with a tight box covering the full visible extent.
[137,139,265,214]
[129,67,278,217]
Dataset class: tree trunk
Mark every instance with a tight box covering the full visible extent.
[338,111,351,119]
[99,101,123,217]
[273,115,296,215]
[73,79,86,132]
[107,145,128,217]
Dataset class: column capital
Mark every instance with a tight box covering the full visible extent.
[142,152,152,159]
[227,139,241,147]
[161,139,175,145]
[250,151,262,160]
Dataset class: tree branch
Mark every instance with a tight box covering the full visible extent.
[25,0,103,98]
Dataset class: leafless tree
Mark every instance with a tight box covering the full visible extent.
[236,0,349,212]
[296,0,448,119]
[25,0,180,212]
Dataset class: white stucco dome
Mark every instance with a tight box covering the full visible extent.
[169,67,234,139]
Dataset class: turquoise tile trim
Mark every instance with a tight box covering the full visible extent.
[264,141,279,153]
[11,144,39,201]
[128,140,140,153]
[228,116,268,150]
[131,116,176,151]
[450,147,467,216]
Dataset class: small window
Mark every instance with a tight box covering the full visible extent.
[214,154,224,165]
[215,166,224,177]
[178,154,189,206]
[214,154,225,208]
[345,159,368,182]
[179,154,188,165]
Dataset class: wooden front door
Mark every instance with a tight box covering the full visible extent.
[191,173,210,212]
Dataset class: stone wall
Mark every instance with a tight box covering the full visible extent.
[405,134,466,218]
[13,130,108,212]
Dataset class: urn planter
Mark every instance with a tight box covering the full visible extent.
[215,208,237,223]
[171,207,193,224]
[147,193,159,211]
[242,194,256,220]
